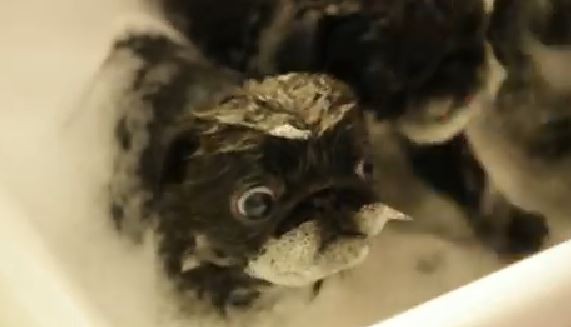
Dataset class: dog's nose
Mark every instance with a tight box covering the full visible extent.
[309,181,376,211]
[306,187,372,237]
[273,180,376,237]
[310,191,338,210]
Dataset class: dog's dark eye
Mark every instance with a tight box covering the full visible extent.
[355,157,374,180]
[233,186,276,222]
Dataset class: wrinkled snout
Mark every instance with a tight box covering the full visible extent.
[247,179,411,287]
[273,179,376,237]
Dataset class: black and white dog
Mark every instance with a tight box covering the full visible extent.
[82,21,408,325]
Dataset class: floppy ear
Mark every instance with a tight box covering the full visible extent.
[157,128,201,189]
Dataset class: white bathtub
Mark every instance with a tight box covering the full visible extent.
[0,186,111,327]
[1,0,571,326]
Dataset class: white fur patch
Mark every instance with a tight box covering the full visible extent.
[246,221,369,286]
[246,203,409,286]
[268,124,311,139]
[483,0,495,14]
[109,12,190,47]
[355,203,412,237]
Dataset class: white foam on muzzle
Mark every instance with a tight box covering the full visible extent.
[246,203,410,286]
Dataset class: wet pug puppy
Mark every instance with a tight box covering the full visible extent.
[100,27,406,325]
[156,0,549,258]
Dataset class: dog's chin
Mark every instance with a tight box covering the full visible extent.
[398,44,506,145]
[245,203,409,287]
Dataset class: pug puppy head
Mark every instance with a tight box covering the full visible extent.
[153,74,406,286]
[102,27,410,314]
[148,73,408,309]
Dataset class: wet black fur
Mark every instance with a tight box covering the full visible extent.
[110,35,264,310]
[162,0,276,71]
[162,0,488,118]
[310,1,487,118]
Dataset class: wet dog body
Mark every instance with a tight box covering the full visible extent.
[101,29,403,325]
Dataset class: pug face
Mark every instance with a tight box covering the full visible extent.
[105,31,407,314]
[154,74,405,295]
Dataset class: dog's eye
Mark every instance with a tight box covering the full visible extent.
[233,186,276,222]
[355,157,374,180]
